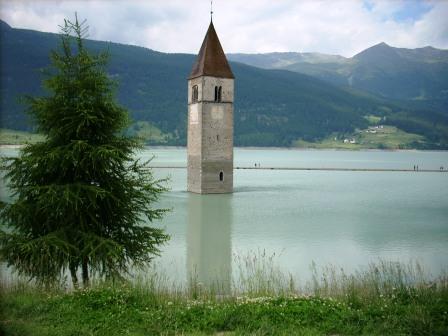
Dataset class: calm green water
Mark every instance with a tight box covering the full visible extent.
[1,147,448,285]
[144,148,448,285]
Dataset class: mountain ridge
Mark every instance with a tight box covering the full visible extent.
[1,20,447,148]
[228,42,448,107]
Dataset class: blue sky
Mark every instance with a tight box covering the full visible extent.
[363,0,433,22]
[1,0,447,57]
[392,1,433,21]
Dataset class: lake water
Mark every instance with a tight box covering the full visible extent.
[1,147,448,287]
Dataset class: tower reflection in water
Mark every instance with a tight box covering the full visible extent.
[187,193,232,294]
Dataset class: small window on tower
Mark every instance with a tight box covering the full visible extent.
[219,171,224,181]
[192,85,198,103]
[214,86,222,102]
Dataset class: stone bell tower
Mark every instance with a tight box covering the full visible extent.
[187,20,234,194]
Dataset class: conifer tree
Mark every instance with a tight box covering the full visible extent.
[0,15,169,287]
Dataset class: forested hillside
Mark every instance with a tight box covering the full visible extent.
[1,20,447,147]
[229,43,448,113]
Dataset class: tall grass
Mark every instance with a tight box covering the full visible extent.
[233,249,295,297]
[2,251,447,301]
[2,253,447,335]
[309,259,441,297]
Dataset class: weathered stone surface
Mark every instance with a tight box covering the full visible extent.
[187,76,234,194]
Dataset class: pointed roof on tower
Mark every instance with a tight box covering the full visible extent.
[189,21,234,79]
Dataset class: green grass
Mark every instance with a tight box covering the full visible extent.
[364,115,382,124]
[294,126,426,150]
[1,259,447,335]
[1,125,428,150]
[0,124,173,147]
[128,121,174,144]
[0,129,44,145]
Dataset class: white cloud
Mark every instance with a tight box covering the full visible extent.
[1,0,447,57]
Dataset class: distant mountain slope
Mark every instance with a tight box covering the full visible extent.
[350,43,448,103]
[229,43,448,111]
[228,52,348,69]
[1,21,447,147]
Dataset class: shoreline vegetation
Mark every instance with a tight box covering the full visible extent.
[0,128,443,152]
[1,258,447,335]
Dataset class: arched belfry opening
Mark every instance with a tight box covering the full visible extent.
[192,85,198,103]
[214,86,222,102]
[187,20,234,194]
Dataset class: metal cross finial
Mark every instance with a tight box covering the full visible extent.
[210,0,213,22]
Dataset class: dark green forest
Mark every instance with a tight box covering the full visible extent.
[1,20,447,147]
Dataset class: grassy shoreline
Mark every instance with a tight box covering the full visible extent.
[0,127,438,150]
[1,260,447,335]
[0,129,44,146]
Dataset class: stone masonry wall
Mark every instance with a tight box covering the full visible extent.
[187,76,234,194]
